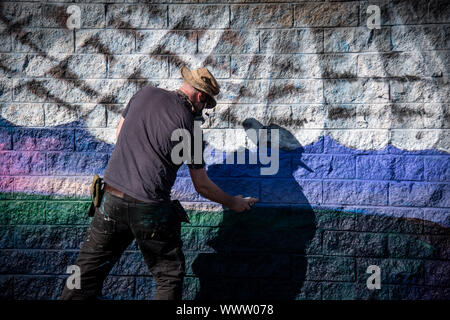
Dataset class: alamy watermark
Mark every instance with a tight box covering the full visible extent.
[171,121,280,176]
[366,265,381,290]
[66,265,81,290]
[66,5,81,30]
[367,5,381,30]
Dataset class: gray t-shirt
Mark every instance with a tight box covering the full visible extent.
[103,85,204,204]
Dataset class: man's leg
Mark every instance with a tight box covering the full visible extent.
[60,194,134,300]
[130,204,185,300]
[141,240,185,300]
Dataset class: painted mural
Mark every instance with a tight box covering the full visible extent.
[0,0,448,299]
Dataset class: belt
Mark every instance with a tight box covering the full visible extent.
[105,184,146,203]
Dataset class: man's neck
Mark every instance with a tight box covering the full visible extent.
[176,88,197,114]
[178,87,191,99]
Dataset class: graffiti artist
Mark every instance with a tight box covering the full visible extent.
[60,67,258,300]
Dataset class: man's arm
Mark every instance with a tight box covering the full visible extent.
[116,116,125,140]
[189,167,258,213]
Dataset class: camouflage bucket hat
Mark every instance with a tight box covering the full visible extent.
[180,66,220,108]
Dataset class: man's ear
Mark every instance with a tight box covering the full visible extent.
[197,91,204,103]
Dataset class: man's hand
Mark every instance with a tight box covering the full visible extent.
[189,168,259,212]
[230,195,259,213]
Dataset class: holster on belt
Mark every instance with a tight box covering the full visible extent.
[171,199,190,224]
[87,174,105,217]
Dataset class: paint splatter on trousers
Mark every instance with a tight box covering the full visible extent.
[60,191,185,300]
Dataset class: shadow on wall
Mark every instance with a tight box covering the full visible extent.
[192,119,318,300]
[188,119,450,300]
[188,197,450,300]
[191,205,316,300]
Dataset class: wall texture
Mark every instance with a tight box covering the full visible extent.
[0,0,449,300]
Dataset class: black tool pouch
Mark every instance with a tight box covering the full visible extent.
[171,199,190,224]
[87,174,105,217]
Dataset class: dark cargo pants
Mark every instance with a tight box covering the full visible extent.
[60,191,185,300]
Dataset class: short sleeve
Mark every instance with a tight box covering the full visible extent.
[122,93,137,118]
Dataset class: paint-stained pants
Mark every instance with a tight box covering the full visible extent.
[60,191,185,300]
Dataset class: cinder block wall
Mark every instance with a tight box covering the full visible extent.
[0,0,449,300]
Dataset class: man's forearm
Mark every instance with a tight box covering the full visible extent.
[189,168,257,213]
[196,179,235,209]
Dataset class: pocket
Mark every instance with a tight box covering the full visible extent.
[91,207,116,235]
[165,208,182,241]
[171,200,190,224]
[101,193,123,220]
[84,207,117,250]
[89,197,117,239]
[133,206,180,242]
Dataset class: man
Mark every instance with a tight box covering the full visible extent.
[60,67,258,300]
